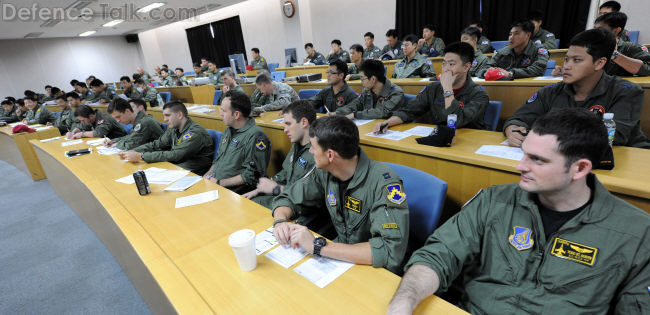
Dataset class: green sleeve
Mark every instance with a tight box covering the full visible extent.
[421,62,436,78]
[393,84,435,122]
[335,94,362,116]
[503,89,550,133]
[262,87,295,111]
[239,133,270,185]
[272,171,325,219]
[608,85,644,146]
[434,38,445,54]
[92,121,117,138]
[354,89,405,119]
[629,45,650,76]
[141,132,206,164]
[612,241,650,314]
[142,88,158,102]
[309,89,325,109]
[134,129,171,153]
[42,108,56,124]
[473,55,490,77]
[116,120,159,150]
[511,51,548,78]
[542,33,557,50]
[445,87,489,128]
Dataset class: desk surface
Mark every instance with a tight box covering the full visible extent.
[30,138,465,314]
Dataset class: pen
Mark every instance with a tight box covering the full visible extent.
[513,129,528,137]
[324,105,331,114]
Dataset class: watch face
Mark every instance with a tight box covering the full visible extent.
[315,237,326,246]
[283,1,295,17]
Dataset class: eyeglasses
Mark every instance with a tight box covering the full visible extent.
[326,71,340,75]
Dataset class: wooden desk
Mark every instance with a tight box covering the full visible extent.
[30,138,465,314]
[45,104,108,113]
[0,125,60,180]
[114,85,216,105]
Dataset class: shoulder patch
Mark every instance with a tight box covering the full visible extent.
[261,57,265,62]
[508,226,534,250]
[538,48,548,55]
[534,40,542,46]
[327,189,336,206]
[621,83,633,89]
[386,184,406,204]
[255,137,268,151]
[97,119,105,125]
[526,92,538,104]
[134,123,141,132]
[641,46,648,52]
[481,40,489,45]
[183,132,193,139]
[546,32,554,37]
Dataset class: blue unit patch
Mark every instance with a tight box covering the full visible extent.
[508,226,534,250]
[230,138,239,147]
[255,137,268,151]
[183,132,193,139]
[527,92,538,104]
[385,184,406,204]
[296,156,307,169]
[327,189,336,206]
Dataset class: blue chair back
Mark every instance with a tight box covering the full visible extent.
[160,122,167,131]
[384,66,387,76]
[207,129,222,160]
[404,94,416,104]
[121,123,133,134]
[54,112,61,118]
[484,101,502,131]
[152,81,160,87]
[299,89,320,100]
[555,39,560,48]
[185,71,196,76]
[491,40,508,51]
[628,31,640,44]
[213,90,222,105]
[159,91,171,103]
[271,71,286,82]
[268,63,280,72]
[544,60,556,76]
[383,162,447,250]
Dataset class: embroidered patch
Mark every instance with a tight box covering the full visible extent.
[37,108,41,112]
[327,189,336,206]
[230,138,239,147]
[382,172,391,179]
[134,123,141,132]
[378,96,383,104]
[255,137,268,151]
[535,40,542,45]
[336,96,345,106]
[538,48,548,55]
[382,223,398,229]
[176,138,182,145]
[551,238,598,266]
[589,105,605,117]
[386,184,406,205]
[296,156,307,169]
[546,33,554,37]
[472,59,478,66]
[526,92,538,104]
[521,57,531,66]
[642,46,648,52]
[458,101,465,108]
[344,195,362,213]
[508,226,534,251]
[221,137,227,145]
[482,40,488,45]
[183,132,192,139]
[97,119,104,125]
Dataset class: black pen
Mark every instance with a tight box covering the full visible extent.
[513,129,528,137]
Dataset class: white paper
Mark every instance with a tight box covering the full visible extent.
[148,169,190,185]
[115,167,167,184]
[164,176,202,191]
[265,245,308,268]
[8,122,25,127]
[533,76,562,81]
[190,107,216,113]
[419,78,431,82]
[40,136,61,143]
[475,145,524,161]
[272,118,284,123]
[86,138,108,146]
[42,101,56,105]
[174,190,219,208]
[471,77,485,81]
[61,139,83,147]
[403,126,434,137]
[117,93,128,100]
[255,227,278,255]
[187,105,209,110]
[500,140,509,145]
[365,130,411,141]
[96,145,122,155]
[294,257,354,288]
[353,119,375,126]
[34,126,53,131]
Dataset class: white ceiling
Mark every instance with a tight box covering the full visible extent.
[0,0,245,40]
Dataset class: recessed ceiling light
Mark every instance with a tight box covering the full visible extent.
[102,19,124,27]
[79,30,97,37]
[137,2,165,13]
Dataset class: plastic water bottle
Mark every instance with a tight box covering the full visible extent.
[603,113,615,146]
[156,94,164,107]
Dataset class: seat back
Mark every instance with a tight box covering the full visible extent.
[160,122,167,131]
[555,39,560,48]
[544,59,556,76]
[206,129,222,160]
[152,81,160,87]
[382,162,447,250]
[404,93,416,104]
[484,101,502,131]
[628,30,640,44]
[159,91,171,103]
[298,89,320,100]
[491,40,508,51]
[213,90,222,105]
[271,71,286,82]
[121,123,133,134]
[185,71,196,76]
[268,63,280,72]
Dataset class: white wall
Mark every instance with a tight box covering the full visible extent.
[0,36,144,99]
[588,0,650,44]
[137,0,396,73]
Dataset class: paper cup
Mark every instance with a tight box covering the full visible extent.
[228,229,257,272]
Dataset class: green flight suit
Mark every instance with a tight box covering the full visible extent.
[336,79,406,119]
[24,105,56,125]
[0,105,19,123]
[94,86,117,103]
[112,111,164,150]
[306,52,327,65]
[406,174,650,314]
[253,82,300,113]
[477,35,493,54]
[250,88,270,108]
[140,72,153,85]
[205,70,223,86]
[68,108,90,132]
[504,73,649,148]
[309,83,358,112]
[606,41,650,77]
[178,75,190,86]
[418,37,446,57]
[217,85,245,105]
[53,107,73,134]
[133,87,160,106]
[470,50,490,77]
[82,109,126,139]
[252,141,316,209]
[79,90,95,103]
[122,86,138,99]
[380,41,405,60]
[393,75,489,129]
[348,62,362,80]
[40,94,55,103]
[364,44,382,59]
[531,28,557,50]
[133,118,214,175]
[251,56,269,71]
[210,118,270,194]
[326,50,351,63]
[159,76,174,87]
[272,149,410,274]
[479,40,549,78]
[391,54,436,78]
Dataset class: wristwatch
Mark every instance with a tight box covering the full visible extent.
[443,90,454,98]
[313,237,327,257]
[611,50,620,61]
[272,185,281,195]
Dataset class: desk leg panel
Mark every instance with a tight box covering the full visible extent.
[0,132,30,176]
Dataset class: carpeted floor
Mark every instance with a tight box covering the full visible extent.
[0,160,151,314]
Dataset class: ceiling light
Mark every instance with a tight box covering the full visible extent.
[66,0,95,11]
[137,2,166,13]
[79,30,97,37]
[102,19,124,27]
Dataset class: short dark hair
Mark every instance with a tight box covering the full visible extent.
[130,98,147,111]
[16,99,25,107]
[309,116,359,159]
[599,1,621,11]
[329,59,349,77]
[364,32,374,39]
[595,12,627,30]
[569,28,616,62]
[86,75,96,81]
[403,34,419,45]
[385,29,398,38]
[193,62,201,68]
[45,85,52,89]
[50,87,61,95]
[511,20,535,34]
[255,73,272,84]
[220,69,234,78]
[175,67,184,73]
[349,44,364,54]
[251,47,260,54]
[70,79,79,86]
[462,26,482,41]
[77,82,87,89]
[24,90,36,97]
[469,20,486,31]
[423,24,435,31]
[207,60,216,65]
[134,78,145,85]
[304,43,314,49]
[162,101,188,118]
[331,39,341,46]
[201,57,208,61]
[531,108,608,168]
[4,96,15,103]
[55,94,66,101]
[2,100,13,106]
[282,100,316,125]
[528,9,544,22]
[74,105,95,118]
[132,73,141,80]
[359,59,386,84]
[120,76,131,82]
[162,64,168,68]
[65,92,80,100]
[444,42,475,64]
[224,90,251,118]
[160,68,169,74]
[107,98,132,114]
[89,79,104,87]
